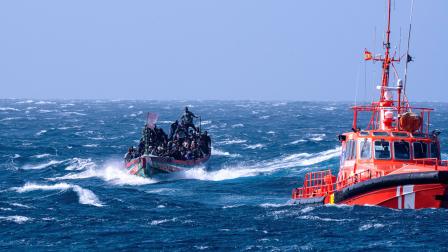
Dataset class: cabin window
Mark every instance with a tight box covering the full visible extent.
[359,139,372,160]
[359,131,369,136]
[344,140,356,161]
[413,142,428,159]
[373,132,390,136]
[374,140,391,160]
[392,132,409,137]
[412,133,427,139]
[430,142,439,159]
[394,141,410,160]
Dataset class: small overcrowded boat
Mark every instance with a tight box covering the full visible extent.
[124,107,211,177]
[290,0,448,209]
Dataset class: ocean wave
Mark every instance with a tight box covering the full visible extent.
[182,147,340,181]
[244,144,265,150]
[211,148,241,158]
[82,144,99,148]
[359,223,385,231]
[0,215,32,224]
[12,182,103,207]
[15,100,34,104]
[0,117,22,122]
[65,158,97,171]
[308,133,326,142]
[150,217,177,226]
[0,107,20,111]
[62,112,87,116]
[298,215,353,222]
[22,160,64,170]
[36,129,47,136]
[231,123,244,128]
[219,139,247,145]
[288,139,307,145]
[49,162,157,186]
[32,153,52,159]
[35,101,56,105]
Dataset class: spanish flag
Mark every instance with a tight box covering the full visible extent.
[364,49,373,60]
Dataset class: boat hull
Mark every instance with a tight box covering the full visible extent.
[291,171,448,209]
[125,155,210,177]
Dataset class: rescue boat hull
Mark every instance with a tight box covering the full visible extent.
[125,155,210,178]
[291,171,448,209]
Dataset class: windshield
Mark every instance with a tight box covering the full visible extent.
[374,141,391,160]
[359,139,371,160]
[394,141,410,160]
[413,142,428,159]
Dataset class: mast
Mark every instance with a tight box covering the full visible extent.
[380,0,392,102]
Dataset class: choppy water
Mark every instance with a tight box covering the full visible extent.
[1,99,448,251]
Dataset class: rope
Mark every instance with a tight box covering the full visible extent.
[403,0,415,94]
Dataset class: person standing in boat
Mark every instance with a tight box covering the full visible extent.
[169,120,179,140]
[181,107,198,132]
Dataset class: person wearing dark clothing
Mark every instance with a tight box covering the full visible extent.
[200,131,211,155]
[181,107,197,132]
[124,147,133,162]
[169,120,179,140]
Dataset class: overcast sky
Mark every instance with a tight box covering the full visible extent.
[0,0,447,101]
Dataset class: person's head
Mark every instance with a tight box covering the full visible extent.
[175,120,178,124]
[128,147,133,152]
[204,131,208,136]
[185,107,189,112]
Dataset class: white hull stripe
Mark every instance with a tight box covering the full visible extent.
[396,185,415,209]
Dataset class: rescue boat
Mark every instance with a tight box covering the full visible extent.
[290,0,448,209]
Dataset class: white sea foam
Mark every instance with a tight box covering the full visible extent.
[16,100,34,104]
[259,203,288,208]
[62,112,86,116]
[32,153,51,159]
[201,120,212,125]
[289,139,307,145]
[308,133,326,142]
[231,123,244,128]
[82,144,98,148]
[9,203,32,209]
[182,147,340,181]
[0,215,32,224]
[259,115,270,119]
[323,106,336,111]
[0,117,22,122]
[65,158,97,171]
[298,215,353,222]
[22,160,64,170]
[150,217,177,226]
[38,109,53,113]
[12,182,104,207]
[49,162,156,186]
[0,107,20,111]
[244,144,265,150]
[219,139,247,145]
[359,223,385,231]
[211,148,241,158]
[36,130,47,136]
[35,101,56,105]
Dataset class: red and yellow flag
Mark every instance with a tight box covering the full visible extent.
[364,49,372,60]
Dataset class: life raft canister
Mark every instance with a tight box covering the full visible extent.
[399,112,422,132]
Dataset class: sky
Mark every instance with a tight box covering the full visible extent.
[0,0,447,101]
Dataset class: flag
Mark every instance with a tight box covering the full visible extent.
[146,112,159,129]
[364,49,372,60]
[407,54,413,63]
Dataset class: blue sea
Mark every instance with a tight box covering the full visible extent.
[1,99,448,251]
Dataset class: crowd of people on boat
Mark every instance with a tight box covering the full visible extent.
[125,107,211,162]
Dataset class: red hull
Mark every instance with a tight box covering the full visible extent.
[340,183,448,209]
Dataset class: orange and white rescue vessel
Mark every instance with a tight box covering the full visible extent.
[290,0,448,209]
